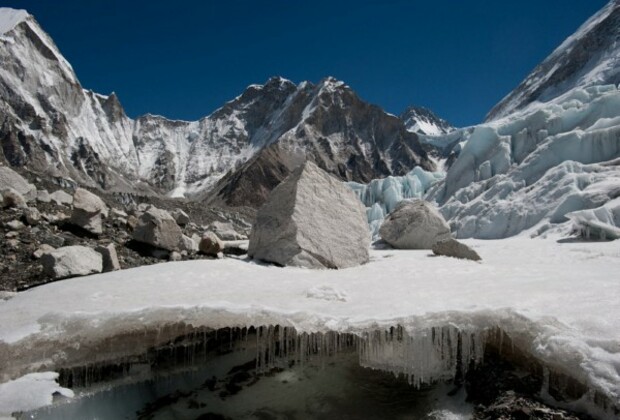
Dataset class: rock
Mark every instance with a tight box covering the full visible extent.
[70,188,108,235]
[111,208,128,218]
[5,231,18,239]
[41,246,103,279]
[222,240,249,256]
[50,190,73,206]
[207,221,246,240]
[0,166,36,201]
[126,215,139,231]
[137,203,151,213]
[181,235,198,254]
[33,244,55,259]
[432,238,481,261]
[169,251,182,261]
[199,231,223,256]
[37,189,51,203]
[379,200,451,249]
[133,207,185,251]
[7,239,19,250]
[171,209,190,226]
[6,220,25,231]
[1,188,27,208]
[95,244,121,272]
[248,161,371,269]
[40,232,65,248]
[23,207,41,226]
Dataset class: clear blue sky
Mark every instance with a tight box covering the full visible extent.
[5,0,609,127]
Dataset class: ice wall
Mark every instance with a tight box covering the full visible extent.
[429,85,620,239]
[347,167,445,238]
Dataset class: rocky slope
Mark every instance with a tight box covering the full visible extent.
[0,8,435,206]
[486,0,620,121]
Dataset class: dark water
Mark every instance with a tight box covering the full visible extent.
[25,344,470,420]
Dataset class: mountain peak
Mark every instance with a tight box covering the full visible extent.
[0,8,30,35]
[486,0,620,121]
[400,106,454,136]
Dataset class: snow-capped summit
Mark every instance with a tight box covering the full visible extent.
[486,0,620,120]
[0,8,29,35]
[0,5,433,201]
[400,106,454,136]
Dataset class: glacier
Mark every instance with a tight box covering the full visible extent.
[0,237,619,418]
[424,84,620,239]
[347,167,445,238]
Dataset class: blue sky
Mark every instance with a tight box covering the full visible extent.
[5,0,609,127]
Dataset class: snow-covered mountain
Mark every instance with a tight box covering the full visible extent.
[0,8,141,191]
[486,0,620,121]
[400,106,454,136]
[418,1,620,240]
[0,8,434,203]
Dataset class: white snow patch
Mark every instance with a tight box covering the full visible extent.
[0,372,74,417]
[0,8,29,35]
[305,285,349,302]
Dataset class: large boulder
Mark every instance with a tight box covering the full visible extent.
[95,244,121,272]
[171,209,190,226]
[70,188,109,235]
[50,190,73,206]
[199,231,223,256]
[207,221,246,240]
[248,161,370,269]
[432,238,481,261]
[41,246,103,279]
[1,188,27,208]
[0,166,36,201]
[132,207,185,251]
[379,200,451,249]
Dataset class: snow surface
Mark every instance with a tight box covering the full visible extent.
[0,8,28,35]
[0,237,619,416]
[0,372,73,417]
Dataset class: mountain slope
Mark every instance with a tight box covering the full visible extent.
[204,78,435,208]
[0,8,434,204]
[486,0,620,121]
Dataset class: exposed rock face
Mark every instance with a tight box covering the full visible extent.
[40,246,103,279]
[0,166,36,201]
[432,238,481,261]
[70,188,108,235]
[248,161,370,269]
[132,207,184,251]
[95,244,120,272]
[0,7,435,202]
[199,232,223,256]
[379,200,451,249]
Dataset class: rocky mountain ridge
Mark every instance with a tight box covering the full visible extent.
[0,8,438,206]
[486,0,620,121]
